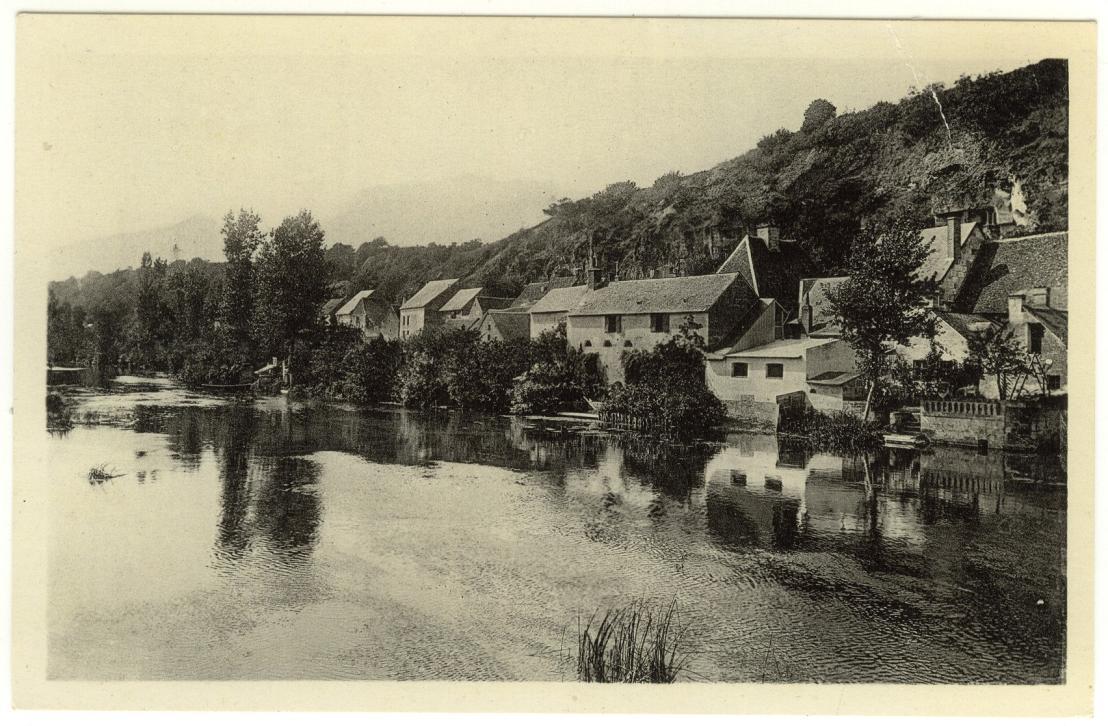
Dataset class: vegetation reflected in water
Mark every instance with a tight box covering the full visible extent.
[47,379,1065,683]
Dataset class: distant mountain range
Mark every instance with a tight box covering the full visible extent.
[50,175,565,279]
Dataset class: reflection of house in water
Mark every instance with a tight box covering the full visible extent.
[703,434,929,550]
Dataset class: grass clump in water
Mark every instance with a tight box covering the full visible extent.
[575,598,690,683]
[87,463,122,483]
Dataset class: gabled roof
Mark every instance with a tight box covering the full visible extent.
[322,297,347,317]
[335,290,375,316]
[476,296,515,312]
[717,234,813,312]
[529,284,589,314]
[935,310,998,341]
[708,298,779,358]
[569,273,746,317]
[1027,306,1068,345]
[510,276,578,310]
[798,276,848,334]
[439,287,483,313]
[482,310,531,340]
[916,222,980,283]
[955,232,1068,314]
[401,278,460,310]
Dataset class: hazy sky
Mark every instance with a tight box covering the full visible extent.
[18,15,1062,249]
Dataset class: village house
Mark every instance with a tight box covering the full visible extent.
[716,225,812,319]
[795,276,847,337]
[399,278,460,338]
[705,336,859,423]
[476,310,531,342]
[507,276,578,312]
[334,289,400,339]
[915,208,990,308]
[321,296,346,326]
[438,287,515,330]
[899,230,1068,397]
[529,284,590,338]
[565,270,757,384]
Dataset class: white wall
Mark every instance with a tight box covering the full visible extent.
[567,312,709,384]
[705,355,807,404]
[530,311,567,339]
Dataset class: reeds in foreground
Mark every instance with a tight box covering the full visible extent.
[576,597,690,683]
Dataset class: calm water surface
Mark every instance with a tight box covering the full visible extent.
[47,377,1066,682]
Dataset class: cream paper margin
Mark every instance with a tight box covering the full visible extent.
[11,14,1096,715]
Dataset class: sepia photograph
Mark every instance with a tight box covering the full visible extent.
[10,10,1096,715]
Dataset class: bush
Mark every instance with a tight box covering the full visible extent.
[510,323,604,414]
[601,382,726,440]
[341,337,405,404]
[778,408,883,452]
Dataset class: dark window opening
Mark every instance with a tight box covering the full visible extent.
[650,313,670,333]
[1028,323,1044,354]
[731,362,748,377]
[624,340,633,347]
[605,314,622,333]
[583,340,592,347]
[766,363,784,379]
[602,340,612,347]
[1047,375,1061,391]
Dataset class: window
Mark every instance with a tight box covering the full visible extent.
[766,363,784,379]
[1047,375,1062,391]
[605,314,622,333]
[650,313,670,333]
[583,340,592,347]
[1028,323,1044,354]
[624,340,633,347]
[602,340,612,347]
[731,362,748,377]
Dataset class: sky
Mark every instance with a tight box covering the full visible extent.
[17,15,1064,253]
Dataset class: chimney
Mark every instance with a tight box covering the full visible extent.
[756,225,780,251]
[1007,293,1025,322]
[802,304,813,332]
[1026,287,1050,308]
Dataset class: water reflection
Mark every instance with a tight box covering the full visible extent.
[47,378,1066,683]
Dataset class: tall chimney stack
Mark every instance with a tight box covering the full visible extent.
[756,225,781,251]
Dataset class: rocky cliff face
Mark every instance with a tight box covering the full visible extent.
[448,58,1068,293]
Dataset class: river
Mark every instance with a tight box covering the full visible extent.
[45,376,1066,683]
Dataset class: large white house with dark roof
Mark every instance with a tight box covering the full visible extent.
[399,278,460,338]
[563,271,757,384]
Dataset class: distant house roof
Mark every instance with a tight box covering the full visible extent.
[481,310,531,341]
[569,273,744,317]
[724,338,838,359]
[717,234,812,312]
[955,232,1068,314]
[510,276,578,310]
[439,287,483,313]
[807,371,861,386]
[935,310,998,341]
[322,297,347,317]
[401,278,460,310]
[1027,306,1068,345]
[529,284,590,314]
[476,296,515,312]
[335,290,375,316]
[798,276,848,335]
[916,221,980,283]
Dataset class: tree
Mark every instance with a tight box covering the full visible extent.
[801,98,837,132]
[826,219,938,420]
[967,326,1032,400]
[253,210,331,372]
[220,209,265,358]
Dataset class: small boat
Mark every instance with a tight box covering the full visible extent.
[884,432,930,449]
